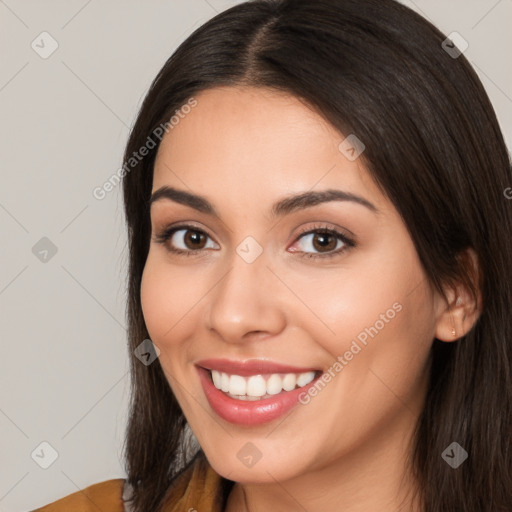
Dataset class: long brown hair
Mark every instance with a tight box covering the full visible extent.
[121,0,512,510]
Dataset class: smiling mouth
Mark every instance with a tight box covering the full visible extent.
[196,361,324,425]
[206,369,322,401]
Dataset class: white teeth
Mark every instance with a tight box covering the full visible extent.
[212,370,222,389]
[221,372,230,392]
[247,375,267,397]
[297,371,316,387]
[229,374,247,396]
[266,374,283,395]
[282,373,297,391]
[209,369,317,398]
[228,394,261,401]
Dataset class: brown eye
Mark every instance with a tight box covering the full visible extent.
[289,225,356,260]
[294,230,347,255]
[154,225,218,254]
[182,230,207,250]
[311,232,338,252]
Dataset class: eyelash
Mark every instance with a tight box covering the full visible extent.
[152,222,356,260]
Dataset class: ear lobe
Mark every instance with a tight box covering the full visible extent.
[434,248,482,342]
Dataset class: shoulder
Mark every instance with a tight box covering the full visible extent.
[157,452,229,512]
[31,478,127,512]
[30,455,229,512]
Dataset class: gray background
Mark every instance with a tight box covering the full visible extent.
[0,1,510,510]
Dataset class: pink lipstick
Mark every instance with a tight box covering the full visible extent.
[196,359,322,426]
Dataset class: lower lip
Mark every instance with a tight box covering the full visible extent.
[197,366,320,426]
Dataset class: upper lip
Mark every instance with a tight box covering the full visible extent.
[196,358,320,376]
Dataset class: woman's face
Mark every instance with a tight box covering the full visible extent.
[141,85,443,484]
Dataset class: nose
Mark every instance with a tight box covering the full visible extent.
[204,248,287,344]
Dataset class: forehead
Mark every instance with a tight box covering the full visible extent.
[152,86,386,214]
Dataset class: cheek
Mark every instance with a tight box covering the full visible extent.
[280,263,407,352]
[285,248,434,383]
[140,255,203,351]
[319,277,434,416]
[140,257,207,404]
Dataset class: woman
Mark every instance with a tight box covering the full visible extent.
[33,0,512,510]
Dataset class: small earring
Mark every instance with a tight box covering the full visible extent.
[451,327,456,336]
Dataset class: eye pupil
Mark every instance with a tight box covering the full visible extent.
[185,230,206,249]
[313,233,336,252]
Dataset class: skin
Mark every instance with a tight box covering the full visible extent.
[140,86,480,512]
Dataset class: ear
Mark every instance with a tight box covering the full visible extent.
[434,247,482,342]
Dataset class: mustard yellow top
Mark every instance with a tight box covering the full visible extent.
[31,453,228,512]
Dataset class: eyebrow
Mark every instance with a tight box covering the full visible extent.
[149,186,380,217]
